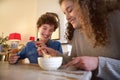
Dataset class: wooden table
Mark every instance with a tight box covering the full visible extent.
[0,61,92,80]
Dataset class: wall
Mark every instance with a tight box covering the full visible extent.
[0,0,37,44]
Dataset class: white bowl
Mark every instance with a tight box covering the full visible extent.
[38,57,63,70]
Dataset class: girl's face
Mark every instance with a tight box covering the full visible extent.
[38,24,54,42]
[60,0,81,29]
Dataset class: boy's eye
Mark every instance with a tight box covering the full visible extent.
[49,29,54,32]
[43,27,47,30]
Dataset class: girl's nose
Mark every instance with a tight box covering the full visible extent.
[66,13,71,21]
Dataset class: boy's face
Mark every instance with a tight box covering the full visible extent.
[38,24,54,42]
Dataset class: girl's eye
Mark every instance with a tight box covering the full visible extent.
[67,7,72,13]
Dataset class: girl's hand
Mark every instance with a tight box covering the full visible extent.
[64,56,99,71]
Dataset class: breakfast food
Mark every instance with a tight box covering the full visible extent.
[42,50,51,58]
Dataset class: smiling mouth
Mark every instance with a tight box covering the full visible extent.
[70,20,74,24]
[69,20,75,25]
[69,19,74,24]
[41,33,49,38]
[43,35,49,39]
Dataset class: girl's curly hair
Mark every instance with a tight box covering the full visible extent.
[59,0,120,47]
